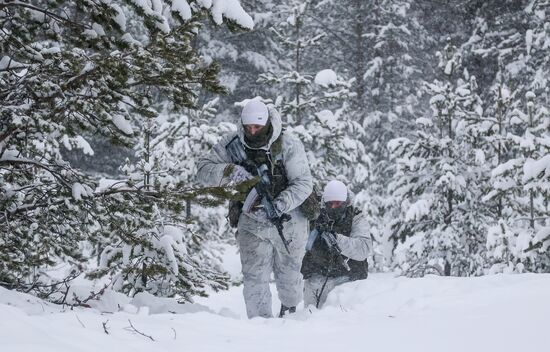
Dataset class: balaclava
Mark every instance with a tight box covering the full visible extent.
[322,180,349,220]
[241,100,273,148]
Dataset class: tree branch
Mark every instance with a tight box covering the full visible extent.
[125,319,155,341]
[0,157,73,188]
[0,1,88,29]
[0,182,236,224]
[75,314,86,328]
[0,127,17,144]
[102,320,110,335]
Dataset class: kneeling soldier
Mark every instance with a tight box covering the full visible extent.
[301,180,371,308]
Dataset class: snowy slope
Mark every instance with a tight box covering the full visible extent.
[1,246,549,352]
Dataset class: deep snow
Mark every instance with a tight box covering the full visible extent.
[1,246,549,352]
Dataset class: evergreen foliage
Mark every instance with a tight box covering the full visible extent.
[0,0,250,299]
[389,42,488,276]
[1,0,550,302]
[88,100,236,299]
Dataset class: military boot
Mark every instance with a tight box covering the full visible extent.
[278,304,296,318]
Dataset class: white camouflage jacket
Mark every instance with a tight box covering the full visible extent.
[196,106,313,217]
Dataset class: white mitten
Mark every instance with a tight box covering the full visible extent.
[229,165,253,183]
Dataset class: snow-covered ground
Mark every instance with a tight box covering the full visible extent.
[1,246,549,352]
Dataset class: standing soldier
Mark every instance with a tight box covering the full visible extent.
[301,180,371,308]
[197,99,313,318]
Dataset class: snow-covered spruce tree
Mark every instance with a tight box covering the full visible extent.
[512,92,550,271]
[482,81,524,216]
[254,1,368,191]
[464,0,550,272]
[463,0,549,104]
[297,0,369,113]
[524,147,550,263]
[88,99,238,299]
[258,0,325,125]
[481,82,524,273]
[303,0,434,271]
[389,41,490,277]
[287,73,368,186]
[198,0,283,110]
[362,0,431,142]
[360,0,433,271]
[483,86,550,273]
[308,0,431,132]
[0,0,252,298]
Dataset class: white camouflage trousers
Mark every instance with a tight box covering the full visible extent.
[303,274,350,308]
[237,209,308,318]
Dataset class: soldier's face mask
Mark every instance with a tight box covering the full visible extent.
[325,201,346,220]
[244,121,273,147]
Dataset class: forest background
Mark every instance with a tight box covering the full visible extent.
[0,0,549,303]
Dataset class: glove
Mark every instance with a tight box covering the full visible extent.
[248,199,290,224]
[249,207,269,223]
[273,199,285,217]
[316,221,332,233]
[229,165,253,183]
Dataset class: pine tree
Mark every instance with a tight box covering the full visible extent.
[483,88,550,272]
[511,92,549,270]
[88,99,236,299]
[254,1,367,188]
[463,0,549,104]
[458,0,550,272]
[389,41,489,276]
[198,0,282,108]
[0,0,251,298]
[482,82,525,273]
[258,0,325,124]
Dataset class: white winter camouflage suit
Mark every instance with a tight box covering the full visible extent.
[196,107,313,318]
[303,192,371,308]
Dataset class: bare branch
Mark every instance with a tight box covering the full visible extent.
[102,320,110,335]
[125,319,155,341]
[75,314,86,328]
[21,271,82,295]
[64,284,109,308]
[60,284,70,306]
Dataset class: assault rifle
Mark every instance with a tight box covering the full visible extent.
[307,220,351,272]
[320,231,351,272]
[226,136,292,253]
[306,226,350,309]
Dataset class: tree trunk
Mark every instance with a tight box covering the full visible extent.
[446,190,453,225]
[295,9,302,125]
[352,0,367,118]
[496,85,504,218]
[144,128,151,191]
[186,199,192,220]
[530,190,535,230]
[444,261,451,276]
[141,262,147,290]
